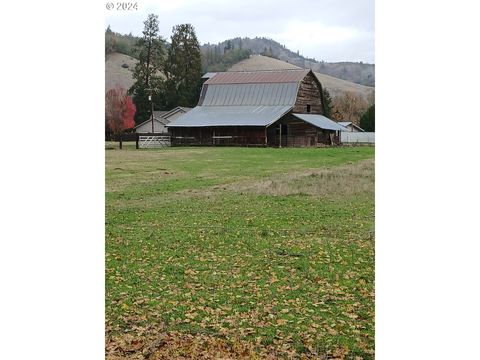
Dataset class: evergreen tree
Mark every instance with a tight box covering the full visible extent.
[360,104,375,131]
[165,24,202,108]
[225,40,233,52]
[129,14,166,124]
[105,28,116,55]
[322,88,333,118]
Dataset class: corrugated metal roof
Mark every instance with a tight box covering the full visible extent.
[178,107,193,112]
[200,83,298,106]
[162,106,192,120]
[292,114,348,131]
[202,72,217,79]
[337,121,365,132]
[134,117,167,129]
[204,70,309,85]
[167,105,292,127]
[153,110,169,118]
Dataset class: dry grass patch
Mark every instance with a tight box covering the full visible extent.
[231,158,374,198]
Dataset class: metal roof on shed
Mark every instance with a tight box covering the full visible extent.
[200,83,298,106]
[293,113,349,131]
[204,69,309,84]
[337,121,365,132]
[167,105,292,127]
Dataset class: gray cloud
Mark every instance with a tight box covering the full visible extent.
[105,0,374,63]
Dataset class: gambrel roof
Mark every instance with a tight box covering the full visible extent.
[169,70,324,129]
[199,83,299,106]
[198,70,313,107]
[204,69,310,84]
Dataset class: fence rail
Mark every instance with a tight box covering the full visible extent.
[138,135,171,148]
[340,132,375,144]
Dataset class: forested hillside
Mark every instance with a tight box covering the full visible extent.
[105,30,374,87]
[201,37,375,86]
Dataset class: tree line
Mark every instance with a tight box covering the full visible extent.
[106,14,203,130]
[105,26,138,58]
[202,44,251,72]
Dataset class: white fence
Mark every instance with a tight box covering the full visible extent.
[340,132,375,144]
[138,135,171,148]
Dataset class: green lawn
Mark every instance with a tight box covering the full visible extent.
[106,146,375,359]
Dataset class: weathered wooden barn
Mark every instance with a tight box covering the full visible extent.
[167,69,346,147]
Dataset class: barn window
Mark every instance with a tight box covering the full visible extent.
[307,105,311,113]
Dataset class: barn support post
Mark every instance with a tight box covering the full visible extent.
[136,133,139,149]
[264,128,267,147]
[279,124,282,148]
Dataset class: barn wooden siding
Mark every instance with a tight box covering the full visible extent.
[171,121,338,147]
[267,117,339,147]
[135,121,167,134]
[287,121,320,147]
[293,72,324,114]
[171,127,266,146]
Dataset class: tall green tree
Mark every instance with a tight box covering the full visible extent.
[129,14,166,124]
[164,24,202,108]
[360,104,375,131]
[322,88,333,118]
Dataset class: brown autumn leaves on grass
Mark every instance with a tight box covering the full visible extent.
[106,147,374,359]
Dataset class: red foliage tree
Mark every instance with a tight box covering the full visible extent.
[105,85,136,134]
[123,96,136,130]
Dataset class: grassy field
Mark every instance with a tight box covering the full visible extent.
[106,146,375,359]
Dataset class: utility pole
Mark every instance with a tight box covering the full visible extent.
[146,88,154,134]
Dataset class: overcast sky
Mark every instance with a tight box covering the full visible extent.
[105,0,374,63]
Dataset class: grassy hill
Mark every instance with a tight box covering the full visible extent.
[202,37,375,86]
[314,72,374,99]
[105,30,374,87]
[105,31,374,101]
[105,52,373,102]
[229,54,301,71]
[105,52,137,93]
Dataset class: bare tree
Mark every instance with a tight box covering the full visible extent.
[332,91,368,124]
